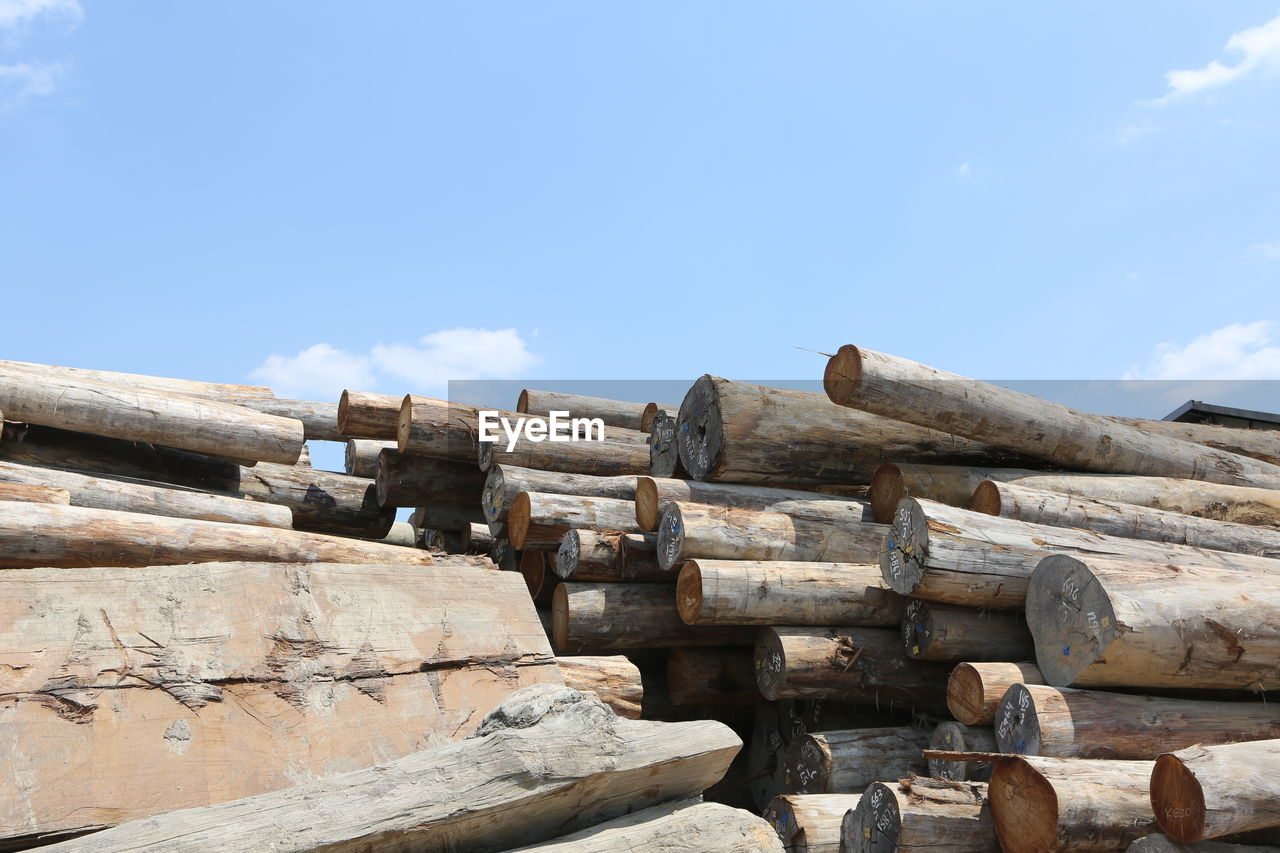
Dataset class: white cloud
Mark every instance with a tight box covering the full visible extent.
[1154,12,1280,104]
[1253,240,1280,259]
[0,60,60,106]
[956,162,972,178]
[0,0,80,45]
[1125,321,1280,379]
[249,329,538,400]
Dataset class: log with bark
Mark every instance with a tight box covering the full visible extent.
[374,448,488,508]
[929,722,998,782]
[337,389,402,438]
[1127,836,1280,853]
[842,776,998,853]
[35,685,741,853]
[508,492,641,549]
[781,726,927,794]
[823,345,1280,489]
[657,501,885,571]
[995,683,1280,760]
[510,799,785,853]
[555,655,643,719]
[233,396,342,442]
[1026,554,1280,691]
[641,401,681,433]
[1107,416,1280,466]
[675,559,903,627]
[648,409,687,479]
[636,475,868,532]
[666,646,760,706]
[947,662,1045,726]
[410,502,487,532]
[0,481,69,503]
[516,389,652,431]
[765,793,862,853]
[479,422,652,476]
[554,529,668,582]
[1152,739,1280,843]
[481,464,637,523]
[551,583,757,651]
[463,521,495,553]
[901,599,1034,662]
[0,359,273,401]
[345,438,396,477]
[520,549,556,602]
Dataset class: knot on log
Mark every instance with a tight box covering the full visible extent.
[473,684,617,738]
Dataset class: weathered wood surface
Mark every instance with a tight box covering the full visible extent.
[400,395,528,460]
[376,520,418,547]
[374,448,488,508]
[233,396,342,441]
[479,423,652,475]
[555,529,668,582]
[345,438,395,477]
[0,481,69,504]
[1152,739,1280,843]
[508,491,640,549]
[510,799,785,853]
[765,793,861,853]
[648,409,687,479]
[0,500,430,568]
[973,480,1280,557]
[750,702,876,812]
[755,626,950,713]
[0,359,274,400]
[929,722,997,782]
[666,646,760,706]
[1108,416,1280,466]
[824,345,1280,489]
[657,501,885,571]
[551,582,757,651]
[842,777,998,853]
[1128,836,1280,853]
[947,662,1045,726]
[902,599,1033,661]
[411,502,487,532]
[781,726,927,794]
[1026,554,1280,691]
[882,498,1280,609]
[870,462,1060,523]
[37,685,742,853]
[520,549,556,602]
[0,561,558,847]
[675,559,903,627]
[555,655,643,719]
[995,683,1280,760]
[641,401,682,433]
[516,389,652,431]
[988,755,1157,852]
[482,464,637,523]
[0,458,293,528]
[636,476,867,532]
[338,389,402,438]
[677,375,1036,486]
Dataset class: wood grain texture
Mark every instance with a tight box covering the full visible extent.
[509,799,785,852]
[842,777,998,853]
[1152,739,1280,843]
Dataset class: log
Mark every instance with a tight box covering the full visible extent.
[1152,740,1280,842]
[555,655,643,719]
[377,520,418,547]
[824,345,1280,489]
[521,549,555,602]
[871,462,1054,523]
[882,498,1280,609]
[234,396,342,441]
[995,683,1280,760]
[1109,416,1280,466]
[649,409,687,479]
[0,561,558,847]
[755,626,951,713]
[1128,836,1280,853]
[657,501,885,571]
[410,502,487,531]
[972,480,1280,558]
[399,395,528,461]
[508,491,640,549]
[1026,554,1280,690]
[842,777,998,853]
[374,448,488,508]
[479,422,652,475]
[666,646,760,706]
[516,389,650,431]
[636,476,868,532]
[36,685,741,853]
[0,366,305,465]
[337,389,402,438]
[0,500,432,568]
[462,522,495,553]
[0,481,69,504]
[901,599,1033,662]
[947,662,1045,725]
[345,438,395,477]
[675,560,903,627]
[555,529,668,582]
[929,722,998,782]
[0,458,293,528]
[510,799,785,853]
[482,464,636,524]
[0,359,273,400]
[641,401,681,433]
[781,726,927,794]
[988,755,1157,852]
[551,582,757,651]
[765,794,861,853]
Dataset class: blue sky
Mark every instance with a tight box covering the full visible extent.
[3,2,1280,405]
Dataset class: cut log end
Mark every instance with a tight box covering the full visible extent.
[993,682,1040,756]
[395,395,414,453]
[674,375,724,481]
[990,758,1061,853]
[508,492,533,549]
[337,389,353,433]
[481,467,505,522]
[969,479,1001,515]
[656,502,685,571]
[1150,754,1206,843]
[648,412,681,479]
[550,582,569,649]
[870,463,907,524]
[555,529,581,579]
[822,344,864,407]
[785,734,832,795]
[928,722,994,782]
[754,629,787,701]
[902,598,932,659]
[478,440,494,471]
[1025,554,1117,687]
[516,389,530,413]
[635,476,660,532]
[947,663,989,726]
[881,498,927,595]
[842,781,901,853]
[675,561,703,625]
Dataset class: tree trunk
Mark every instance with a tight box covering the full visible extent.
[883,498,1280,610]
[520,549,555,602]
[1026,554,1280,691]
[657,501,886,571]
[973,480,1280,558]
[517,389,651,431]
[1127,835,1280,853]
[842,777,998,853]
[0,561,558,848]
[551,582,756,651]
[766,794,862,853]
[409,503,487,531]
[902,599,1033,662]
[996,683,1280,760]
[929,722,998,782]
[345,438,395,477]
[1108,416,1280,466]
[399,395,531,461]
[641,402,681,434]
[35,685,741,853]
[988,755,1157,852]
[755,626,951,714]
[947,662,1045,725]
[555,655,643,719]
[0,500,432,568]
[0,481,69,504]
[374,448,487,508]
[463,522,495,553]
[510,799,785,853]
[870,462,1055,523]
[482,464,636,523]
[0,359,273,401]
[1153,740,1280,842]
[781,727,927,794]
[0,365,305,465]
[648,409,687,479]
[508,492,641,549]
[678,375,1036,486]
[824,345,1280,489]
[555,529,669,582]
[636,476,868,532]
[675,559,903,627]
[234,397,342,442]
[479,424,652,476]
[0,458,293,528]
[338,389,402,438]
[666,646,760,706]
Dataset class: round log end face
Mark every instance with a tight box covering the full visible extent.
[550,582,570,649]
[640,402,660,434]
[994,682,1040,756]
[946,663,988,726]
[990,758,1060,853]
[823,344,864,407]
[481,468,505,522]
[869,463,906,524]
[755,629,786,701]
[880,499,928,595]
[929,722,985,781]
[337,389,353,433]
[635,477,660,532]
[507,492,533,550]
[675,561,703,625]
[477,440,494,472]
[970,480,1002,515]
[343,439,357,475]
[519,550,546,598]
[554,530,580,579]
[842,782,899,853]
[785,734,832,795]
[674,375,723,481]
[1026,554,1117,687]
[516,389,530,414]
[647,413,680,479]
[1151,754,1206,843]
[656,502,685,571]
[902,599,932,659]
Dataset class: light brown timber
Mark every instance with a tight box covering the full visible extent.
[551,582,756,651]
[781,726,927,794]
[234,396,343,441]
[640,401,681,433]
[929,722,998,782]
[636,475,867,532]
[902,599,1033,661]
[0,482,69,504]
[510,799,785,853]
[555,655,643,719]
[516,389,651,431]
[337,389,402,438]
[842,776,998,853]
[765,794,861,853]
[1152,739,1280,843]
[479,422,651,475]
[555,529,669,582]
[508,491,640,549]
[1127,836,1280,853]
[345,438,395,477]
[947,662,1045,726]
[481,464,637,524]
[0,359,273,400]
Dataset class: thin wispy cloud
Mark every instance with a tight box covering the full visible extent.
[0,0,81,42]
[1252,240,1280,259]
[0,59,60,108]
[0,0,80,106]
[250,329,538,399]
[956,161,972,178]
[1125,321,1280,379]
[1153,11,1280,104]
